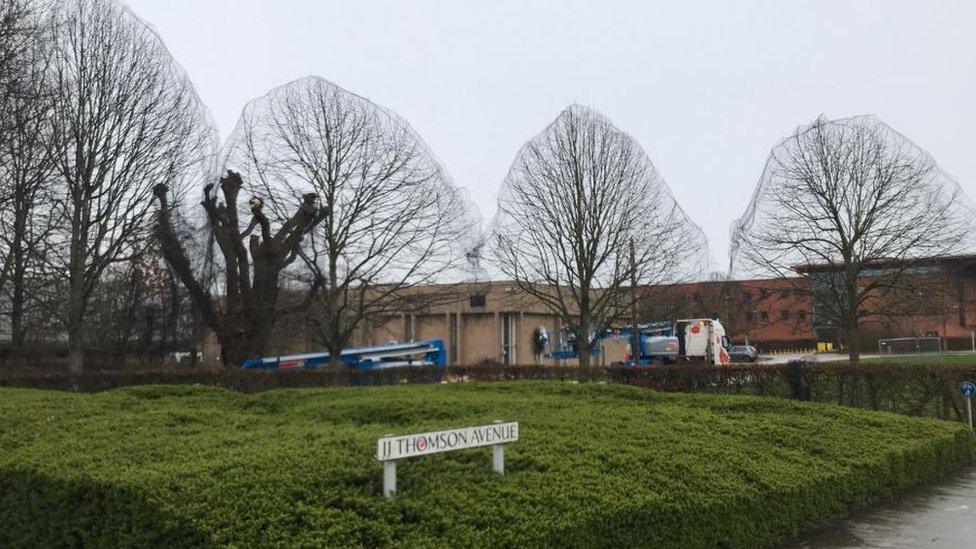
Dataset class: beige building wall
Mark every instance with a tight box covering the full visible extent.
[342,283,577,365]
[210,281,589,366]
[460,313,497,364]
[415,314,445,342]
[370,316,403,345]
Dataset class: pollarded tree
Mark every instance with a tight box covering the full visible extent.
[45,0,215,371]
[154,170,325,367]
[730,115,974,363]
[492,105,708,367]
[223,77,476,368]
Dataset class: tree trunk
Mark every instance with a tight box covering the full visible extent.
[220,327,250,367]
[8,192,28,347]
[847,316,860,364]
[66,285,87,372]
[323,311,347,371]
[328,343,344,370]
[66,195,90,372]
[10,241,25,348]
[578,342,592,368]
[246,309,276,366]
[67,326,84,373]
[629,239,640,365]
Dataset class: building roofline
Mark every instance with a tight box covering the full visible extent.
[793,253,976,274]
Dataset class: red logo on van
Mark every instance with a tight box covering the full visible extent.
[690,325,701,334]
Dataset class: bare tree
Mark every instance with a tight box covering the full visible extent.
[44,0,214,371]
[492,105,708,367]
[0,0,44,118]
[154,169,325,366]
[730,115,974,362]
[222,77,475,368]
[0,0,54,348]
[78,248,197,366]
[0,86,56,348]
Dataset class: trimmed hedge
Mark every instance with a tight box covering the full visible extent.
[0,382,972,547]
[4,362,976,421]
[0,364,446,392]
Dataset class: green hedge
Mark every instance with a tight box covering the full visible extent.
[0,382,972,547]
[5,362,976,422]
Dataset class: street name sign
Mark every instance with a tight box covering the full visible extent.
[960,382,976,430]
[377,422,518,460]
[376,421,519,498]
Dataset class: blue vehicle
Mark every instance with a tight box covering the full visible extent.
[241,339,447,370]
[544,319,730,366]
[545,323,678,365]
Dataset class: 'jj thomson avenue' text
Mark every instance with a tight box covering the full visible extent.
[377,422,519,460]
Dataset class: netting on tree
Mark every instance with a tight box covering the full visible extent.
[492,104,710,291]
[51,0,218,221]
[454,188,491,287]
[729,114,975,280]
[221,76,479,288]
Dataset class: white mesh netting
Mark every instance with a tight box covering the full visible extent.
[492,104,709,291]
[729,114,975,279]
[221,76,480,287]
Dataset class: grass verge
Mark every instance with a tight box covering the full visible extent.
[860,352,976,366]
[0,382,971,547]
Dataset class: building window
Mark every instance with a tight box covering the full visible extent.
[780,310,789,321]
[759,288,769,299]
[797,310,807,321]
[692,292,701,302]
[470,294,486,307]
[760,311,769,321]
[746,311,755,322]
[742,291,752,302]
[780,289,790,299]
[501,313,517,365]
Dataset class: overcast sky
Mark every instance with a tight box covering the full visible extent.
[124,0,976,271]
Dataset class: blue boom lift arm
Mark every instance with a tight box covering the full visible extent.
[241,339,447,370]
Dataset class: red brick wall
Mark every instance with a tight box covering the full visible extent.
[637,278,814,348]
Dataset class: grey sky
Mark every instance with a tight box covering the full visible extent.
[124,0,976,272]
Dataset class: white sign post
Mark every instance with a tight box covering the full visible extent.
[376,420,519,498]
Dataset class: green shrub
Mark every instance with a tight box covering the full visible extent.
[0,382,972,547]
[5,362,976,423]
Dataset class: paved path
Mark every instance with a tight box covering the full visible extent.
[782,467,976,548]
[760,353,880,365]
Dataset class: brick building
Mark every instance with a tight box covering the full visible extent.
[204,282,577,366]
[645,254,976,352]
[364,282,571,365]
[636,277,814,351]
[798,254,976,351]
[227,277,816,364]
[202,255,976,364]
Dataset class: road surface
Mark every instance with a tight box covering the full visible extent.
[760,353,880,365]
[782,467,976,548]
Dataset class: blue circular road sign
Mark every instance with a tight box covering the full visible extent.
[959,381,976,398]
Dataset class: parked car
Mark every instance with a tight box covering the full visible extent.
[728,344,758,363]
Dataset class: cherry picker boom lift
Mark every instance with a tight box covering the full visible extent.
[241,339,447,370]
